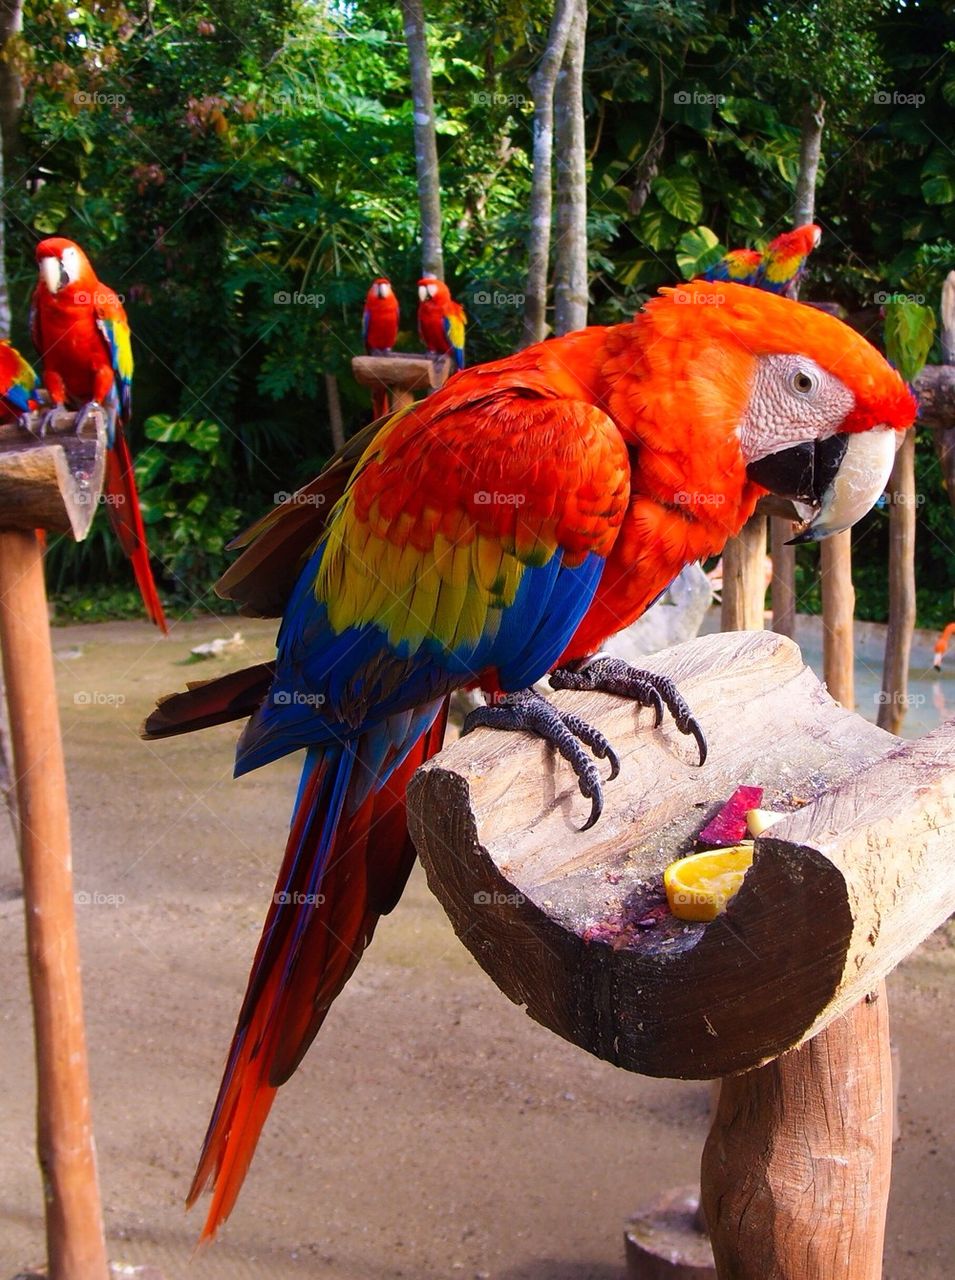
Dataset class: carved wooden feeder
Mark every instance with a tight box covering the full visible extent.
[351,350,452,413]
[407,630,955,1280]
[0,409,112,1279]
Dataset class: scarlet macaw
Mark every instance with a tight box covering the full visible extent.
[31,237,168,632]
[418,274,467,368]
[700,223,821,297]
[144,280,915,1240]
[362,277,399,354]
[362,276,400,418]
[0,340,41,422]
[756,223,822,295]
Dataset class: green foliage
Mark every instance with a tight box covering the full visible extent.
[883,300,936,381]
[11,0,955,630]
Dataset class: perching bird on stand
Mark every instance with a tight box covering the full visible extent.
[144,280,915,1242]
[31,237,168,632]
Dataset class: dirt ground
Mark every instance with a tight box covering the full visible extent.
[1,618,953,1280]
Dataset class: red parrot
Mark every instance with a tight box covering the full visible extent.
[700,223,821,297]
[144,280,915,1241]
[31,237,168,632]
[362,276,400,417]
[417,274,467,368]
[756,223,822,295]
[362,277,399,353]
[0,340,41,422]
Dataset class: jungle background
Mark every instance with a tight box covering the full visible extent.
[7,0,955,625]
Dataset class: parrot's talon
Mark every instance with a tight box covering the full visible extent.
[549,657,708,767]
[72,401,103,435]
[461,688,609,830]
[30,406,70,437]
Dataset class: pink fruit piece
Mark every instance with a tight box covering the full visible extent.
[697,785,764,847]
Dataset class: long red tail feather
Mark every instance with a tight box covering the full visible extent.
[187,702,449,1241]
[104,431,168,633]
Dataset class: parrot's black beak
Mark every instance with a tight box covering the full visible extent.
[746,429,898,544]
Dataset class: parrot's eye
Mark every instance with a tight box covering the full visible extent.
[791,369,816,395]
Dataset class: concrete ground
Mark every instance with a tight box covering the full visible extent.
[1,617,952,1279]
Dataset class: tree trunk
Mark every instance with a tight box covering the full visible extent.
[552,0,588,337]
[770,95,825,639]
[793,97,825,228]
[401,0,444,279]
[877,433,916,735]
[521,0,577,348]
[325,372,345,452]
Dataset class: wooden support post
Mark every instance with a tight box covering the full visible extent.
[0,410,110,1280]
[719,514,766,632]
[0,530,109,1280]
[769,518,796,638]
[877,432,916,734]
[820,531,854,707]
[701,985,892,1280]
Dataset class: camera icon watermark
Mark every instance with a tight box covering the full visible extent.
[272,689,327,708]
[273,290,326,307]
[872,90,925,107]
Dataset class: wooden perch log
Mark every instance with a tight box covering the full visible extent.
[0,409,107,539]
[407,631,955,1080]
[351,352,452,410]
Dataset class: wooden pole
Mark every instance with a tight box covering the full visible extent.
[0,529,109,1280]
[820,531,854,707]
[877,433,916,734]
[701,985,893,1280]
[769,519,796,638]
[720,514,766,631]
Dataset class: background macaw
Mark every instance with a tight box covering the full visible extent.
[144,280,915,1240]
[362,276,400,417]
[31,237,168,633]
[362,276,399,354]
[417,274,467,368]
[700,223,821,297]
[699,246,763,286]
[0,340,41,423]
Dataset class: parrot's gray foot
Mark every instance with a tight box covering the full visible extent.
[72,401,104,434]
[461,688,619,830]
[550,656,708,766]
[29,406,72,437]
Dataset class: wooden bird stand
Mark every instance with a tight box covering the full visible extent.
[351,351,452,412]
[407,630,955,1279]
[0,411,107,539]
[0,409,111,1279]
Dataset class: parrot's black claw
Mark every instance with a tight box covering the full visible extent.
[549,657,708,766]
[461,688,617,830]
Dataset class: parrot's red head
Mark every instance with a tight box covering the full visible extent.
[617,280,917,542]
[418,275,450,304]
[765,223,822,260]
[35,237,97,296]
[366,277,394,302]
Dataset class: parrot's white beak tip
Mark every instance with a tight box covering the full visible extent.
[39,257,62,295]
[418,286,429,302]
[792,427,899,543]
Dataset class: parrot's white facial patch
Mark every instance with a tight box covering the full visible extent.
[377,281,392,298]
[738,353,855,465]
[39,245,82,294]
[60,245,82,283]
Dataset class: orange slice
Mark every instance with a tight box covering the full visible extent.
[664,845,754,922]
